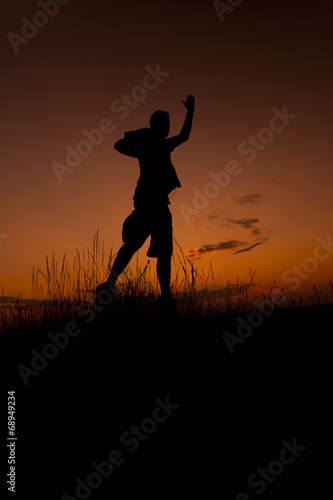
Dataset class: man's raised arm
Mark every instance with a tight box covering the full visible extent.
[168,95,195,149]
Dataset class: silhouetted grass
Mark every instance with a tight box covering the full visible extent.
[1,231,333,334]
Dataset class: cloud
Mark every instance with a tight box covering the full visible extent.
[250,227,261,236]
[205,207,225,221]
[227,218,260,229]
[225,217,267,239]
[187,231,271,258]
[234,237,269,254]
[187,240,247,258]
[187,207,272,259]
[235,194,264,204]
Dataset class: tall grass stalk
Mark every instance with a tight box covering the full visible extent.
[1,231,332,333]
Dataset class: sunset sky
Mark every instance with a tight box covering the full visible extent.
[1,0,332,299]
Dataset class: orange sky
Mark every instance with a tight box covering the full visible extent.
[1,0,332,300]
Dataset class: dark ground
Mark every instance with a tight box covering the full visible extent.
[1,303,331,499]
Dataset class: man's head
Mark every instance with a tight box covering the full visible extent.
[150,110,170,139]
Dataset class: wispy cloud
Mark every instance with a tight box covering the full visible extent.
[227,218,260,229]
[234,237,269,254]
[187,240,246,258]
[226,217,266,238]
[205,207,225,221]
[235,194,264,204]
[188,235,270,258]
[250,227,261,236]
[186,201,272,258]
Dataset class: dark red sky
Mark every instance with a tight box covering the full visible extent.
[1,0,332,298]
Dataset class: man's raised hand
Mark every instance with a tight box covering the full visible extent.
[182,95,195,112]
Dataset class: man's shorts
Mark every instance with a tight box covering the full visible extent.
[122,205,173,258]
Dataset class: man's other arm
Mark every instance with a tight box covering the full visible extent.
[114,139,138,158]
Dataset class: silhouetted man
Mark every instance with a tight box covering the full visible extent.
[96,95,195,308]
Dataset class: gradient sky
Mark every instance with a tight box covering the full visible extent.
[1,0,332,299]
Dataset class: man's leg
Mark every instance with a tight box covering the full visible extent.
[95,241,140,302]
[108,242,139,284]
[96,208,148,301]
[156,252,172,301]
[152,206,174,302]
